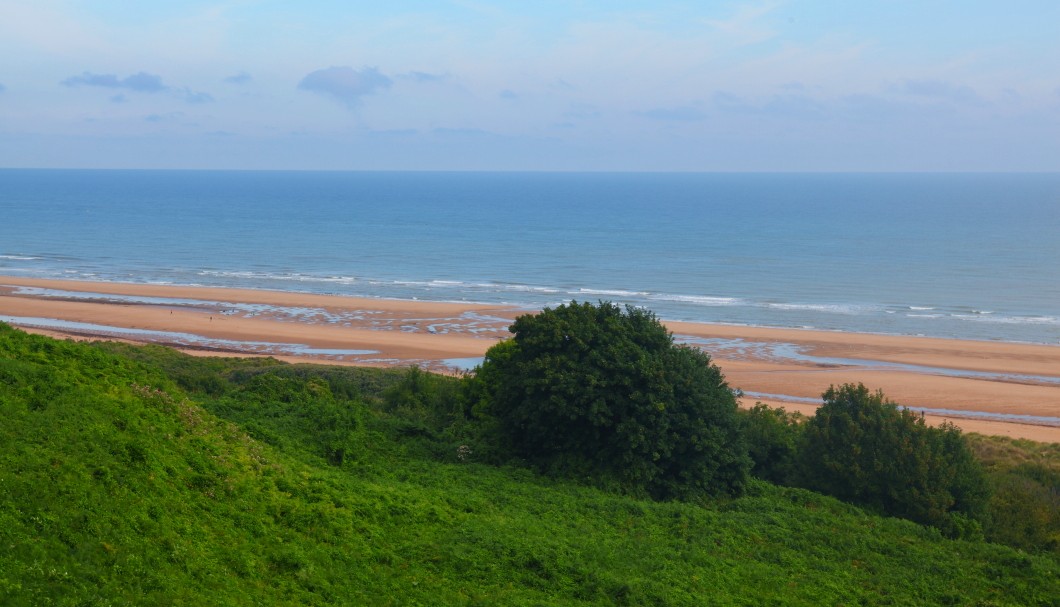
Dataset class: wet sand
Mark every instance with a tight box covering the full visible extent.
[2,276,1058,442]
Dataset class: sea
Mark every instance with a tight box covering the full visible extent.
[2,170,1058,345]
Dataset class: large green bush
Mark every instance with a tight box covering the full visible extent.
[798,383,988,536]
[476,301,749,499]
[740,403,803,485]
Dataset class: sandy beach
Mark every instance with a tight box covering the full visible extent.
[2,276,1058,442]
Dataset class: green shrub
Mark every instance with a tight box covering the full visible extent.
[797,383,988,536]
[740,403,803,485]
[475,301,749,499]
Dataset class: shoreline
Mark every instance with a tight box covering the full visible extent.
[2,275,1058,442]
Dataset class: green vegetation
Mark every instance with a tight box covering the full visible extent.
[967,434,1060,552]
[474,302,748,499]
[1,319,1058,605]
[740,402,803,485]
[798,384,989,538]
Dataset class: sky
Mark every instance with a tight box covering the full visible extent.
[1,1,1059,171]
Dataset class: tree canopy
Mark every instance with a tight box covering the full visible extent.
[476,301,749,499]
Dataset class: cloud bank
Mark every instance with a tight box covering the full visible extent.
[62,71,212,103]
[297,66,392,107]
[63,71,167,92]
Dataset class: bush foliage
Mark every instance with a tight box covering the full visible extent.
[740,402,803,485]
[476,301,749,499]
[798,383,989,537]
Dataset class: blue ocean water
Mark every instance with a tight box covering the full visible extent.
[2,169,1058,344]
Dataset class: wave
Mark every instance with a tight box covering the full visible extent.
[199,270,360,285]
[0,255,42,261]
[372,282,918,320]
[429,280,464,286]
[388,279,477,288]
[764,302,880,315]
[504,284,562,294]
[648,293,742,306]
[383,279,561,294]
[909,306,935,311]
[952,313,1060,326]
[575,288,651,297]
[200,270,295,280]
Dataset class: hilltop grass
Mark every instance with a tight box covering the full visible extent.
[1,323,1058,605]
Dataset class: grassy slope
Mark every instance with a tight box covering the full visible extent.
[1,324,1057,606]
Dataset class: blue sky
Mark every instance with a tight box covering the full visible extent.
[1,1,1058,171]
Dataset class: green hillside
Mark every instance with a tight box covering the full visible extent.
[1,323,1057,605]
